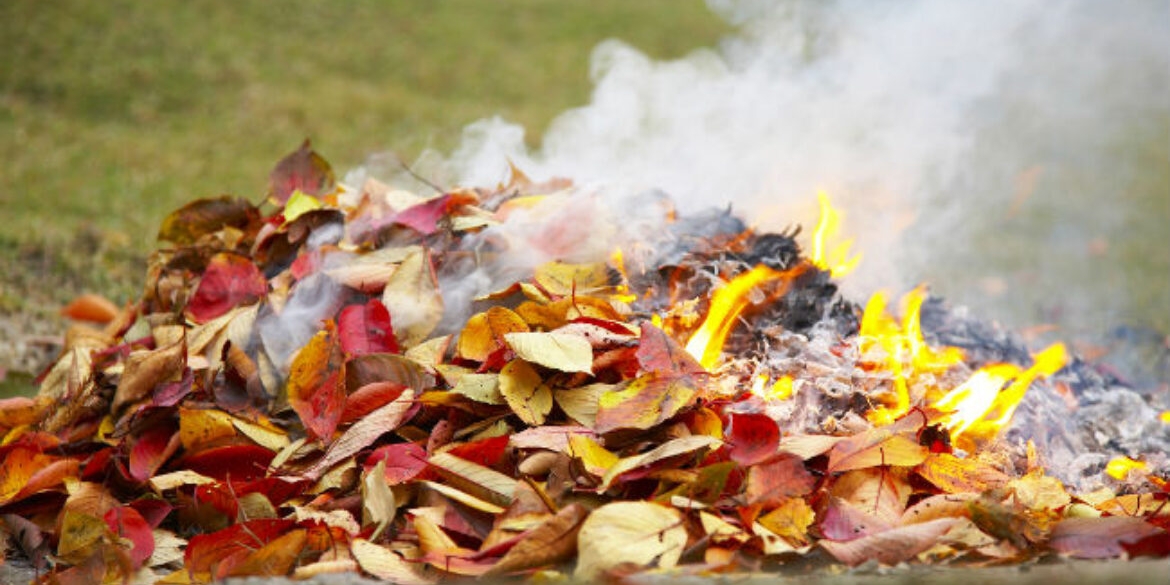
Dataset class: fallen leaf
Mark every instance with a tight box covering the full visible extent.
[226,528,308,577]
[157,196,259,245]
[487,503,588,576]
[1048,516,1164,559]
[269,139,335,205]
[568,434,620,478]
[916,452,1010,494]
[305,389,416,479]
[819,517,964,566]
[427,450,517,508]
[61,293,120,323]
[499,359,553,426]
[575,501,686,580]
[184,518,294,579]
[534,261,609,296]
[829,468,912,526]
[382,248,443,347]
[758,497,816,546]
[362,460,397,540]
[393,191,479,235]
[56,510,109,564]
[186,253,267,323]
[745,454,817,507]
[457,306,529,362]
[555,383,608,427]
[112,334,187,413]
[338,299,400,356]
[595,373,699,433]
[351,539,437,585]
[178,444,275,481]
[599,435,721,492]
[827,428,928,473]
[179,407,238,451]
[287,320,346,441]
[820,496,893,542]
[364,442,428,485]
[103,506,154,569]
[128,424,181,482]
[503,331,594,374]
[0,446,52,505]
[726,412,780,466]
[1008,470,1071,511]
[636,323,704,375]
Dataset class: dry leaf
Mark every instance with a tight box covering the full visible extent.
[351,539,436,585]
[534,261,609,296]
[457,306,528,362]
[599,435,721,492]
[595,373,699,433]
[382,248,443,347]
[305,389,416,479]
[575,502,687,580]
[487,504,588,576]
[361,461,397,540]
[503,331,594,374]
[499,359,553,426]
[819,518,964,566]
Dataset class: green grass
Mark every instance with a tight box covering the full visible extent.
[0,0,729,396]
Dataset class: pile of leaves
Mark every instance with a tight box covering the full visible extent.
[2,142,1168,584]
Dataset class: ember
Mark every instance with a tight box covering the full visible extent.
[1,143,1167,583]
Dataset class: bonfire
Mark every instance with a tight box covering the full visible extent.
[1,142,1167,583]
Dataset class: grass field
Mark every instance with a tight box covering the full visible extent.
[0,0,728,394]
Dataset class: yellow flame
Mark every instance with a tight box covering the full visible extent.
[750,374,795,401]
[935,343,1069,443]
[685,265,795,370]
[811,191,862,278]
[609,247,639,303]
[859,286,965,425]
[1161,410,1170,424]
[1105,456,1148,480]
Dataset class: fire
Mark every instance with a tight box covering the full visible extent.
[685,265,800,370]
[1105,456,1148,480]
[751,374,795,401]
[858,285,1070,443]
[609,247,639,303]
[859,286,965,425]
[1161,410,1170,424]
[811,191,861,278]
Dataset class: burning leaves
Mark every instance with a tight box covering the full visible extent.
[1,144,1167,583]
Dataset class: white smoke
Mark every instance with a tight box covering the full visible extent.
[397,0,1168,343]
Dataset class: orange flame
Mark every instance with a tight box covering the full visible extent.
[1105,456,1148,480]
[811,191,862,278]
[685,265,800,370]
[609,247,639,303]
[751,374,795,401]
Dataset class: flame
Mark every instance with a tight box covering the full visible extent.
[811,191,862,278]
[1105,456,1148,480]
[609,247,639,303]
[934,343,1069,444]
[1161,410,1170,424]
[751,374,795,401]
[685,265,799,370]
[858,285,1069,442]
[859,286,965,425]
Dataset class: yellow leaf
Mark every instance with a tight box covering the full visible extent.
[503,331,594,374]
[757,498,815,545]
[178,407,237,451]
[595,373,698,432]
[419,480,506,514]
[231,416,291,452]
[382,248,443,347]
[227,528,308,577]
[599,435,721,492]
[148,470,216,492]
[1008,471,1071,511]
[457,307,529,362]
[534,261,609,296]
[404,334,451,366]
[567,434,619,478]
[283,190,323,222]
[699,512,749,544]
[427,451,517,507]
[555,383,609,427]
[575,501,686,580]
[57,510,108,563]
[450,373,504,405]
[362,460,397,540]
[351,539,436,585]
[499,359,553,426]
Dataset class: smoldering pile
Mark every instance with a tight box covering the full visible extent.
[2,143,1168,583]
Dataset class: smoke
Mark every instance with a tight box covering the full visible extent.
[394,0,1168,348]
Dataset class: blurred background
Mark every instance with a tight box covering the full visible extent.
[2,0,1166,396]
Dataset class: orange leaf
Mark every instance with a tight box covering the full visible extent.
[457,306,529,362]
[227,528,309,577]
[287,320,346,441]
[60,293,120,323]
[745,454,816,506]
[635,323,704,375]
[0,446,51,505]
[595,373,699,433]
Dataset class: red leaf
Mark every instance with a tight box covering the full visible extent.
[364,442,427,485]
[339,299,399,356]
[185,518,294,577]
[128,499,172,529]
[442,435,511,469]
[178,444,275,481]
[104,506,154,569]
[745,454,817,506]
[341,382,408,424]
[186,253,267,323]
[393,191,477,235]
[269,139,335,205]
[726,412,780,466]
[635,323,705,375]
[128,424,180,482]
[1121,531,1170,558]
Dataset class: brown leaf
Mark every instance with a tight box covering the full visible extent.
[635,322,704,375]
[487,504,588,576]
[157,196,259,245]
[304,389,416,479]
[745,454,817,506]
[819,517,964,566]
[112,333,187,413]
